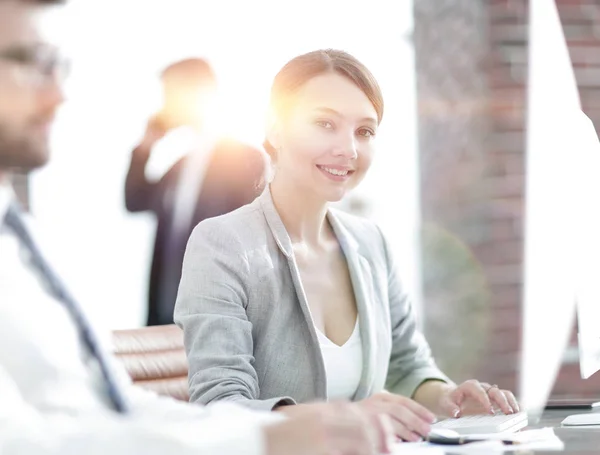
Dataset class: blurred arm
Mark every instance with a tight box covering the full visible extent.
[125,121,166,212]
[124,142,157,213]
[0,363,271,455]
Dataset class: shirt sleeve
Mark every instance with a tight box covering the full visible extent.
[0,362,277,455]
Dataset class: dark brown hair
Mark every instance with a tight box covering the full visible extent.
[264,49,384,160]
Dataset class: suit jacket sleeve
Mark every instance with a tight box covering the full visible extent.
[378,226,452,398]
[124,143,158,213]
[174,219,296,411]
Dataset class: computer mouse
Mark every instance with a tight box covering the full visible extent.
[561,413,600,426]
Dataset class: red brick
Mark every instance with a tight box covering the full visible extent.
[491,24,527,44]
[490,132,525,153]
[503,155,525,176]
[485,218,521,241]
[486,175,525,198]
[490,284,522,308]
[496,45,527,66]
[556,0,599,7]
[418,97,489,118]
[491,87,526,102]
[485,263,522,286]
[574,67,600,87]
[557,5,600,23]
[491,307,522,332]
[489,2,527,22]
[569,46,600,66]
[483,353,521,376]
[581,98,600,115]
[493,113,525,133]
[562,24,599,41]
[485,197,523,219]
[486,333,521,356]
[488,159,509,177]
[565,39,600,48]
[475,239,523,265]
[489,66,526,88]
[490,95,526,113]
[569,323,579,344]
[491,374,518,394]
[477,366,518,383]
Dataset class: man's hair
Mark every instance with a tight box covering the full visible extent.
[160,58,216,88]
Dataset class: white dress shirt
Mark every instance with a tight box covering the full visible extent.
[0,184,279,455]
[169,130,216,241]
[316,320,363,400]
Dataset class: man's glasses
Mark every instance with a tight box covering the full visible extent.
[0,44,70,87]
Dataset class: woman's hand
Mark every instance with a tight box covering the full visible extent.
[357,392,436,442]
[437,380,520,418]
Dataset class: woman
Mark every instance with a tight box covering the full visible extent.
[174,49,519,442]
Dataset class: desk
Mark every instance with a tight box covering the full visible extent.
[529,408,600,453]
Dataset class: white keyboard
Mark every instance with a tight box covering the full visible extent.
[431,411,528,435]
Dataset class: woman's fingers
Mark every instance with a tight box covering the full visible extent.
[488,385,513,414]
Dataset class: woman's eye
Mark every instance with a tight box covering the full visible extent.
[315,120,333,129]
[358,128,375,138]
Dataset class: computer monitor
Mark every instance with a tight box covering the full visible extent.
[573,112,600,382]
[519,0,584,423]
[557,99,600,428]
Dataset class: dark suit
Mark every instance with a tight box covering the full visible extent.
[125,138,266,326]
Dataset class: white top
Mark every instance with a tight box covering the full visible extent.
[169,129,217,238]
[0,184,279,455]
[316,320,363,400]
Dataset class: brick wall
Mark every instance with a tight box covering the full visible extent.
[415,0,600,398]
[415,0,493,383]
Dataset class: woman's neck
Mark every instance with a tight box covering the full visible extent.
[270,176,330,246]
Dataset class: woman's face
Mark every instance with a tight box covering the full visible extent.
[271,72,379,203]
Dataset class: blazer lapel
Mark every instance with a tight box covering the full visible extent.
[258,186,294,258]
[258,186,328,398]
[327,211,377,400]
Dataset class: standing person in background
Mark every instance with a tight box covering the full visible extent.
[125,58,266,326]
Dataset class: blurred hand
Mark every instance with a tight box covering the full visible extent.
[437,380,520,418]
[357,392,436,443]
[266,401,393,455]
[139,116,167,149]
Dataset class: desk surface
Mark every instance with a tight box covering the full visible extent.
[530,409,600,453]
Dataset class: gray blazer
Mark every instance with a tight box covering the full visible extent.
[175,186,449,411]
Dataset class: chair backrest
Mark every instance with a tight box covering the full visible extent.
[112,324,189,401]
